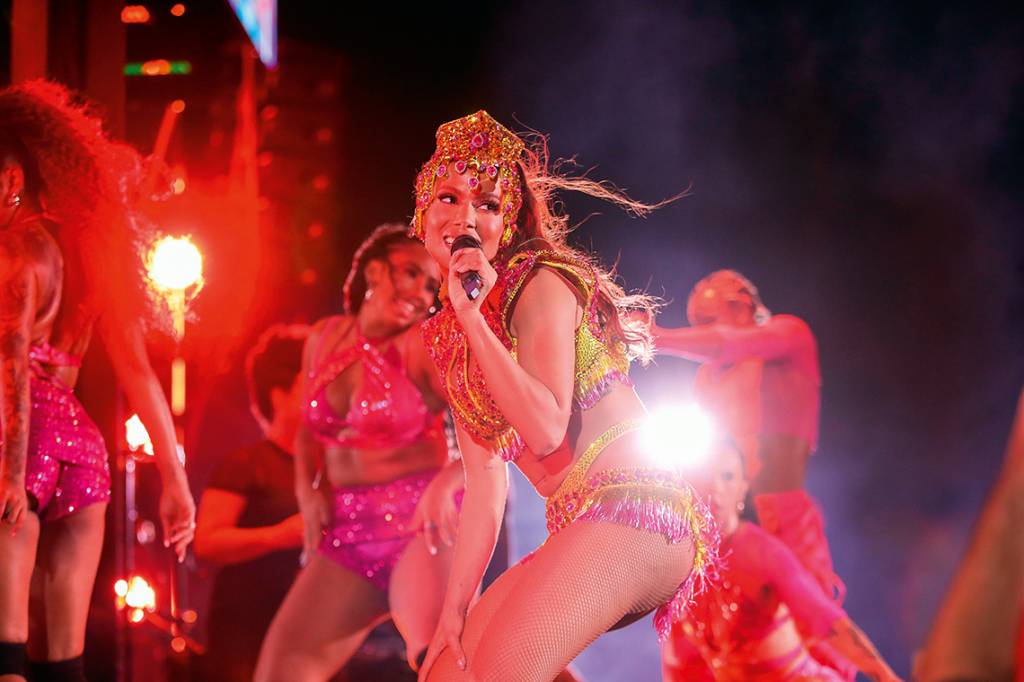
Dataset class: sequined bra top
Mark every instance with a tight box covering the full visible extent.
[303,319,438,451]
[421,250,632,462]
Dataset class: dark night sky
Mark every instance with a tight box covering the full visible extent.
[270,2,1024,676]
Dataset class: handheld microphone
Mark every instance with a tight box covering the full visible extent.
[450,235,484,301]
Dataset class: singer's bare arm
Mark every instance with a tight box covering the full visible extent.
[456,264,579,456]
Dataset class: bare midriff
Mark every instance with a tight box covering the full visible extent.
[754,433,813,493]
[517,382,648,498]
[323,436,448,488]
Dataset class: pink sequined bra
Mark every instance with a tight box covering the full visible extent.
[303,320,436,450]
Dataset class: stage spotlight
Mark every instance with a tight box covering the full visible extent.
[124,414,154,457]
[641,403,716,470]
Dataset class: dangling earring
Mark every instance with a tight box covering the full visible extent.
[499,224,514,249]
[364,287,373,302]
[6,193,21,208]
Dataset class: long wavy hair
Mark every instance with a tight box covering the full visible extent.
[499,136,679,363]
[0,80,161,331]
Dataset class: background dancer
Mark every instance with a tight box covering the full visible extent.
[663,438,900,681]
[649,270,841,601]
[194,324,308,682]
[0,81,195,682]
[254,224,464,681]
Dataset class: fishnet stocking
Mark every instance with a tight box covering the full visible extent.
[428,520,694,681]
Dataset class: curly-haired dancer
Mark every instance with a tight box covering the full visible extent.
[0,81,195,682]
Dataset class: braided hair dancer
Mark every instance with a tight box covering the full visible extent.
[255,224,465,681]
[412,111,719,681]
[0,81,195,682]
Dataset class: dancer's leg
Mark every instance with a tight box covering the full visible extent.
[389,534,456,669]
[427,521,694,682]
[27,504,105,662]
[0,511,39,682]
[254,554,389,682]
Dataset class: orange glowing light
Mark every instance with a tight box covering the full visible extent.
[171,99,186,114]
[171,357,186,416]
[124,576,156,611]
[121,5,151,23]
[130,608,145,623]
[171,177,186,194]
[142,59,172,76]
[182,609,198,624]
[145,236,204,339]
[146,236,203,291]
[171,637,187,653]
[170,3,186,16]
[124,414,154,457]
[114,579,129,597]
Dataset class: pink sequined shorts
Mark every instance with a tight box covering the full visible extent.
[319,468,455,592]
[25,374,111,522]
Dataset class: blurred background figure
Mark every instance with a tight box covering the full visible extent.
[0,80,195,682]
[916,387,1024,682]
[662,437,900,681]
[193,324,309,682]
[650,271,842,602]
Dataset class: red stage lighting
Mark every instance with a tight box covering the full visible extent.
[121,5,151,23]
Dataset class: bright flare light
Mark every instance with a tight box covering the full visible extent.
[124,414,154,457]
[115,575,157,624]
[145,235,204,338]
[124,576,156,611]
[146,236,203,291]
[641,403,716,471]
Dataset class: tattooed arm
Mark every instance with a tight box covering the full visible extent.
[0,239,35,532]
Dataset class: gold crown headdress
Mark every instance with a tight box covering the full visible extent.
[412,110,526,248]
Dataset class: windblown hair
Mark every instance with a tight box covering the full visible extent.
[342,223,425,315]
[501,136,679,363]
[0,80,161,330]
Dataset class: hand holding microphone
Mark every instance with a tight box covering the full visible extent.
[450,235,485,301]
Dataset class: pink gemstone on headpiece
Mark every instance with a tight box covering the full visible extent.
[470,132,487,150]
[486,164,498,179]
[468,176,480,191]
[454,159,468,174]
[436,164,447,177]
[501,178,510,189]
[418,193,429,206]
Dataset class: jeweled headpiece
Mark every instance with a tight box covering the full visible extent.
[412,110,526,248]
